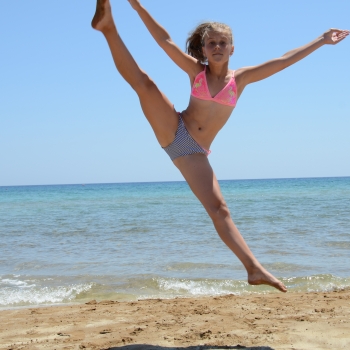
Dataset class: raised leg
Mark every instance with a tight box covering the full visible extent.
[174,154,287,293]
[92,0,178,147]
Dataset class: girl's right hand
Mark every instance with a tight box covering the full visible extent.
[128,0,141,10]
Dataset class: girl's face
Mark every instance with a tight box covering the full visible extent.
[202,30,234,64]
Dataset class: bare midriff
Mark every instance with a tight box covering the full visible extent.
[181,96,235,150]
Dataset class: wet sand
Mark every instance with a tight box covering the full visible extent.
[1,289,350,350]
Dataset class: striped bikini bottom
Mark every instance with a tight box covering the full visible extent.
[162,113,211,161]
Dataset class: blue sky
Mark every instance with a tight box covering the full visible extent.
[1,0,349,186]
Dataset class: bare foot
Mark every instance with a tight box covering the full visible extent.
[91,0,114,32]
[248,266,287,293]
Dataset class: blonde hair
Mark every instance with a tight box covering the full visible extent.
[186,22,234,63]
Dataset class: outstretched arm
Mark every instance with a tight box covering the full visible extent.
[128,0,200,76]
[236,29,349,90]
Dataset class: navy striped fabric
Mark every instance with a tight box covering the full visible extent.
[163,114,209,161]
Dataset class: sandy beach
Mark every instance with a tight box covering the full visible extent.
[1,289,350,350]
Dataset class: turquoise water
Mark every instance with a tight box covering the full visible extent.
[0,177,349,308]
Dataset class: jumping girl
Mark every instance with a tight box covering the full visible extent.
[92,0,349,293]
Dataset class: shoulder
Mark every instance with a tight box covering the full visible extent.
[232,67,249,80]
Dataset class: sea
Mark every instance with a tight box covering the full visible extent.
[0,177,349,309]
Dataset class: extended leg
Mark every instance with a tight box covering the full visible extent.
[174,154,287,292]
[92,0,178,147]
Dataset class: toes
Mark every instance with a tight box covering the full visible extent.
[276,283,287,293]
[272,280,287,293]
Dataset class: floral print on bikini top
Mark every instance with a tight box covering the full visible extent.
[191,65,237,107]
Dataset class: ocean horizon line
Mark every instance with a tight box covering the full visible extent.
[1,175,349,188]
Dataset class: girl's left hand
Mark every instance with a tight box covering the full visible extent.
[322,28,349,45]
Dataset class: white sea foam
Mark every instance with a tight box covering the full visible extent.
[137,274,350,300]
[0,277,93,307]
[1,278,32,288]
[157,278,248,296]
[1,274,350,307]
[284,274,350,293]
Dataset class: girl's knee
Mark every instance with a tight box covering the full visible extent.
[132,72,156,94]
[207,201,231,222]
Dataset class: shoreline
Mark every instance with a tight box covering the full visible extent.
[3,273,350,312]
[1,289,349,350]
[1,283,348,312]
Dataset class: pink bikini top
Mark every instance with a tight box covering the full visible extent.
[191,66,237,107]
